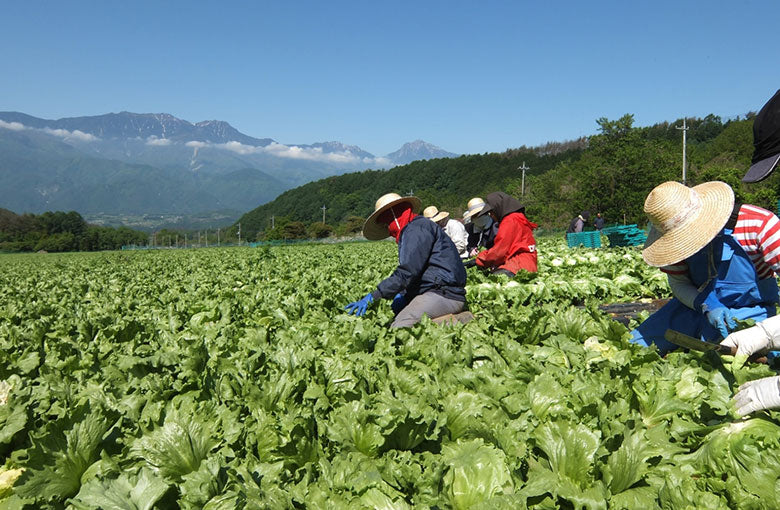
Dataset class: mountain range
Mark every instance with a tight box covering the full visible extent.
[0,111,457,222]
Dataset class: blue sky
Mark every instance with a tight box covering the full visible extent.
[3,0,779,157]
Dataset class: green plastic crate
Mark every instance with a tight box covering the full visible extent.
[606,224,647,247]
[567,231,602,248]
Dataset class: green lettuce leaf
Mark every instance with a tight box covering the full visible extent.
[441,438,514,510]
[69,467,169,510]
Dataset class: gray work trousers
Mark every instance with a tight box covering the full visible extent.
[391,292,466,328]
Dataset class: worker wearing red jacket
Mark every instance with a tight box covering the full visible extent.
[472,191,538,276]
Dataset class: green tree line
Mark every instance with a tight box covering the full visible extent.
[237,113,778,240]
[0,209,148,252]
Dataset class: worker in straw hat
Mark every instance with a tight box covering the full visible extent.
[462,197,498,257]
[630,180,780,357]
[423,205,469,258]
[712,90,780,417]
[468,191,538,276]
[345,192,467,328]
[708,90,780,416]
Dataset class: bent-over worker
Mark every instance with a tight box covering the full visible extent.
[345,193,467,328]
[471,191,538,276]
[423,205,469,258]
[463,197,498,257]
[630,181,780,355]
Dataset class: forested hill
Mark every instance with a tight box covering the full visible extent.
[236,140,587,239]
[237,113,778,241]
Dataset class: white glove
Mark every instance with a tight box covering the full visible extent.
[734,376,780,416]
[720,316,780,356]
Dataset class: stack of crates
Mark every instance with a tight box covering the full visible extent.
[566,231,602,248]
[602,224,647,247]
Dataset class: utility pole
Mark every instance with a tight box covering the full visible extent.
[321,205,327,224]
[518,161,529,196]
[676,118,689,186]
[238,223,241,245]
[217,228,220,246]
[185,234,188,249]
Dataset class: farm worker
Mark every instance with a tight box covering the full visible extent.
[344,193,467,328]
[469,191,538,276]
[423,205,469,258]
[566,211,590,236]
[463,197,498,257]
[716,89,780,417]
[720,319,780,415]
[630,181,780,355]
[741,88,780,183]
[593,213,606,231]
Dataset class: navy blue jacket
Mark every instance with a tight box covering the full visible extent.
[372,216,467,302]
[466,221,498,252]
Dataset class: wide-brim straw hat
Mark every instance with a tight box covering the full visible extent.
[462,197,486,222]
[423,205,449,223]
[642,181,734,267]
[363,192,422,240]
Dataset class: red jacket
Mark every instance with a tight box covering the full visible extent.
[476,212,538,274]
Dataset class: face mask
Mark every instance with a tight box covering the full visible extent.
[473,215,493,231]
[386,208,402,241]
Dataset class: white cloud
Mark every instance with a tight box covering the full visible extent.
[0,120,102,143]
[371,157,392,168]
[254,141,370,164]
[0,120,26,131]
[146,136,172,146]
[219,141,261,155]
[188,139,383,167]
[43,127,98,142]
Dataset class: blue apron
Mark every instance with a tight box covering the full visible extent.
[631,229,779,355]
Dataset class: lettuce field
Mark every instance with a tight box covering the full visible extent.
[2,238,780,509]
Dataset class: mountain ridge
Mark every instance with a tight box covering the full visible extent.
[0,111,457,162]
[0,110,459,222]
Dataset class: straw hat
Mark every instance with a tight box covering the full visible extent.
[423,205,449,223]
[363,192,422,240]
[642,181,734,267]
[462,197,486,222]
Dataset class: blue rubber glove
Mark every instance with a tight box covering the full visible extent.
[345,293,374,317]
[707,308,738,338]
[700,292,737,338]
[391,293,407,315]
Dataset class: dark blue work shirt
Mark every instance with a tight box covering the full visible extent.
[372,216,467,302]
